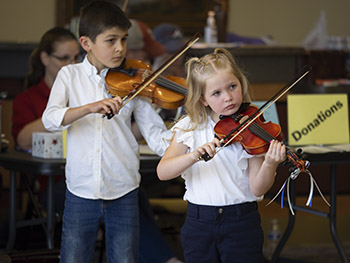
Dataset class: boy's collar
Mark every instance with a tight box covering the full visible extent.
[82,56,98,76]
[82,55,119,78]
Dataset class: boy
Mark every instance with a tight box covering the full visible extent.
[42,1,171,262]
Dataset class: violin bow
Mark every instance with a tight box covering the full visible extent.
[105,32,200,119]
[122,0,129,12]
[200,65,312,161]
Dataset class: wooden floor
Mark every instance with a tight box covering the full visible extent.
[0,195,349,262]
[277,243,350,263]
[156,194,350,263]
[258,195,350,263]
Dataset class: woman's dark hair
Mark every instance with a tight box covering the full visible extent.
[25,27,77,89]
[79,0,131,42]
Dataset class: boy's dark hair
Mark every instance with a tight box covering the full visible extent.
[79,1,131,42]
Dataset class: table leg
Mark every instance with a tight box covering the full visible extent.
[329,164,349,263]
[6,170,16,251]
[270,179,296,263]
[46,175,55,249]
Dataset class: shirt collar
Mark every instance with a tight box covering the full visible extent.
[82,55,110,78]
[82,55,98,76]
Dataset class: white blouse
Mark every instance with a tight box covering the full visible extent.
[173,116,260,206]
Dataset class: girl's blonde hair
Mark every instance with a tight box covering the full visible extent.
[184,48,250,130]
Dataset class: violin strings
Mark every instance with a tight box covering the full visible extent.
[249,122,307,171]
[217,113,269,153]
[248,122,275,142]
[155,77,187,94]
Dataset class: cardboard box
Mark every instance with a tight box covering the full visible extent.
[32,132,63,159]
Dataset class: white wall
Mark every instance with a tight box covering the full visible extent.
[227,0,350,46]
[0,0,56,43]
[0,0,350,46]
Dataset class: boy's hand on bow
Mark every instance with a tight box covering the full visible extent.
[90,97,123,117]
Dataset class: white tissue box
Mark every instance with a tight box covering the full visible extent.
[32,132,63,159]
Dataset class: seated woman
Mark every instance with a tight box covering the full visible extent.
[11,27,81,214]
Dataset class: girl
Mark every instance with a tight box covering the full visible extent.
[157,48,286,263]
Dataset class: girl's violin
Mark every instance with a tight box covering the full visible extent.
[105,59,187,110]
[214,104,282,155]
[205,103,310,174]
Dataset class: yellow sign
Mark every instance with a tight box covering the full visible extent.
[62,129,67,159]
[287,94,349,146]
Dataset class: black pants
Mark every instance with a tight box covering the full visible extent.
[181,201,264,263]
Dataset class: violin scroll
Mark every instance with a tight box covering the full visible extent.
[284,148,310,179]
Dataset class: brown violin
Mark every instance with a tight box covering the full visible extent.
[215,104,282,155]
[103,32,200,119]
[213,103,309,173]
[105,59,187,110]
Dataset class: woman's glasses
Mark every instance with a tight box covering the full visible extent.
[50,53,83,63]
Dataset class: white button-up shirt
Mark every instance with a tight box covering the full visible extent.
[173,116,260,206]
[42,57,172,200]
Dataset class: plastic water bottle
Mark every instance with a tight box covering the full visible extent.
[265,219,281,260]
[204,10,218,44]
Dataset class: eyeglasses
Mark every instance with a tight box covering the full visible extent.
[50,53,83,63]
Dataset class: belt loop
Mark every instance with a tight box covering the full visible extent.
[188,202,199,219]
[195,204,199,218]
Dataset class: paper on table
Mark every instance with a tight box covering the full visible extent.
[292,144,350,154]
[139,144,156,155]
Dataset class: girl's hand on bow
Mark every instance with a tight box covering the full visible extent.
[194,138,221,161]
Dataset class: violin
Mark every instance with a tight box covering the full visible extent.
[215,104,282,155]
[102,32,200,119]
[213,103,309,174]
[105,59,187,110]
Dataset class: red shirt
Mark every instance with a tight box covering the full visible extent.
[12,78,50,142]
[12,78,63,193]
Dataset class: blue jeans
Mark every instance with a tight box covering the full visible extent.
[181,202,263,263]
[60,188,139,263]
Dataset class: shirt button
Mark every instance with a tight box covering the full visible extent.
[218,208,223,214]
